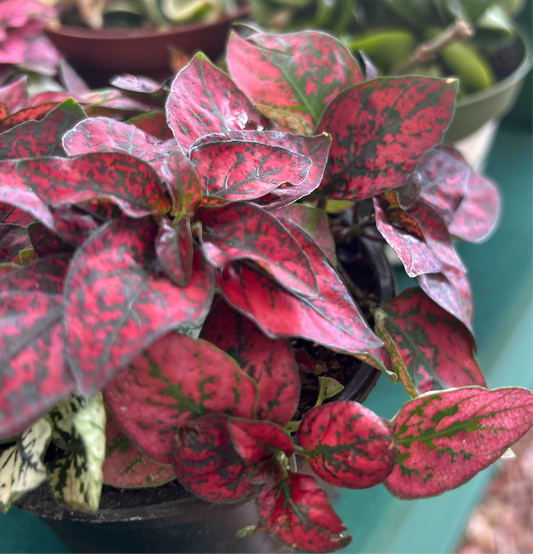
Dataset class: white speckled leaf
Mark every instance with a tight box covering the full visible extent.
[0,418,51,513]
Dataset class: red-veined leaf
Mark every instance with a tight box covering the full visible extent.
[385,387,533,499]
[190,130,331,210]
[227,30,363,127]
[257,471,351,553]
[375,288,486,396]
[298,401,395,488]
[63,118,177,175]
[58,60,90,95]
[105,333,256,463]
[217,222,382,355]
[27,221,72,257]
[65,218,214,395]
[156,218,193,286]
[416,263,474,333]
[127,112,173,140]
[171,414,254,502]
[103,411,175,488]
[189,140,311,202]
[374,197,441,277]
[197,203,318,298]
[17,152,171,218]
[166,52,264,151]
[201,299,299,425]
[0,102,59,132]
[317,77,457,200]
[275,204,336,266]
[0,99,86,160]
[0,223,29,261]
[0,204,34,226]
[0,76,28,114]
[160,149,202,218]
[228,418,294,465]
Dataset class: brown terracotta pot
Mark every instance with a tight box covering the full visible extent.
[45,7,250,87]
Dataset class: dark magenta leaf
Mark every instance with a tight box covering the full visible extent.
[201,299,299,426]
[17,152,171,218]
[228,418,294,464]
[63,117,177,176]
[49,205,99,247]
[385,387,533,499]
[317,77,457,200]
[0,76,28,114]
[227,30,363,127]
[171,414,254,502]
[189,140,311,202]
[0,223,29,261]
[190,130,331,210]
[374,197,442,277]
[217,220,382,356]
[375,288,486,396]
[298,401,395,488]
[156,218,193,287]
[257,471,351,553]
[160,149,202,218]
[127,111,174,140]
[27,221,73,257]
[0,204,34,226]
[0,254,69,294]
[273,204,336,266]
[103,409,175,488]
[197,202,318,298]
[166,52,264,151]
[105,333,256,463]
[65,218,214,395]
[0,99,86,160]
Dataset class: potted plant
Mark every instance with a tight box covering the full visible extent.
[246,0,532,144]
[0,29,532,554]
[43,0,250,86]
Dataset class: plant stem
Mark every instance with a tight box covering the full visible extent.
[393,19,475,75]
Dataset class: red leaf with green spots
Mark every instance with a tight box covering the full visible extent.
[385,387,533,499]
[190,130,331,210]
[227,30,363,127]
[166,52,264,151]
[0,204,34,226]
[298,401,395,489]
[65,218,214,395]
[160,150,202,218]
[374,197,441,277]
[171,414,254,502]
[197,203,318,298]
[257,471,351,553]
[127,112,173,140]
[317,77,457,200]
[156,218,193,286]
[63,118,177,176]
[0,256,74,438]
[0,76,28,114]
[0,160,55,229]
[416,264,473,333]
[449,172,501,244]
[217,221,382,355]
[0,102,59,132]
[103,409,175,488]
[0,223,30,261]
[105,333,256,463]
[0,99,86,160]
[27,221,72,257]
[189,140,311,202]
[201,299,299,425]
[17,153,171,218]
[375,288,486,396]
[49,205,99,247]
[58,60,90,95]
[273,204,336,266]
[228,418,294,464]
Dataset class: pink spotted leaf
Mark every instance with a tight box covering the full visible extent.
[27,221,73,257]
[58,60,90,95]
[127,112,174,140]
[0,102,60,132]
[0,76,28,114]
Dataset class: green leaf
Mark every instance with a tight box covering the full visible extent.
[46,394,106,512]
[0,419,51,513]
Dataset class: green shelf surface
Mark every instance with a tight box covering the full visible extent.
[1,123,531,553]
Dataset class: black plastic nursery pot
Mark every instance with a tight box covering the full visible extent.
[17,237,396,554]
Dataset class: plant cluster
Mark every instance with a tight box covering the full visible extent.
[248,0,526,99]
[0,29,532,553]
